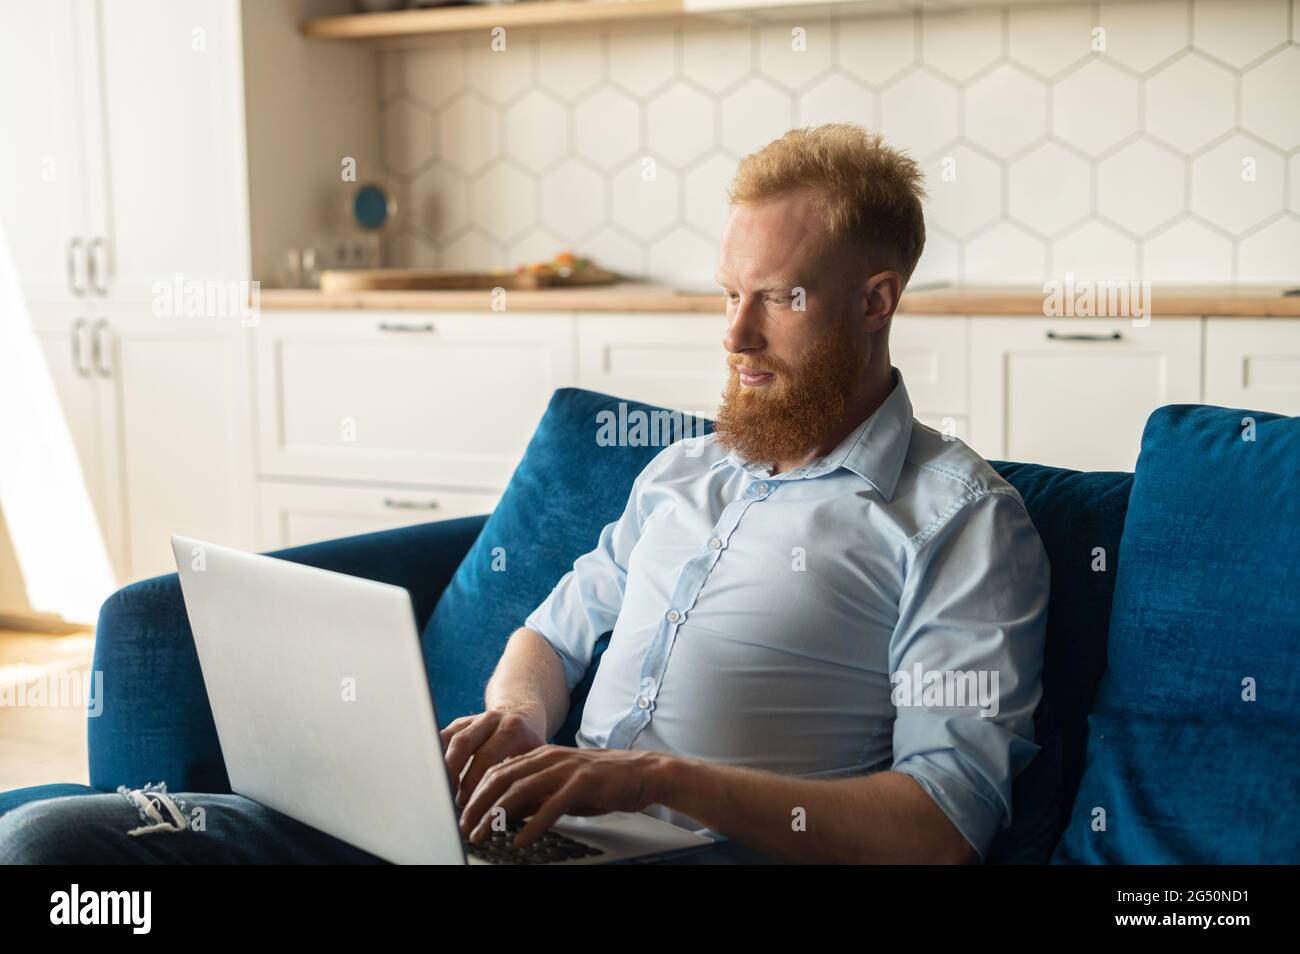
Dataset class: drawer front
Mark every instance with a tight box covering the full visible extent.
[578,314,729,417]
[1205,319,1300,416]
[970,317,1203,471]
[258,480,499,550]
[256,312,574,487]
[890,315,970,415]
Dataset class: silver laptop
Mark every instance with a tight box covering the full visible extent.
[170,535,715,865]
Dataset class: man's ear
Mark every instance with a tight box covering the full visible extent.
[863,271,903,333]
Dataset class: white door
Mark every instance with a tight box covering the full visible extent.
[102,308,257,581]
[1204,319,1300,416]
[255,312,575,488]
[0,0,97,305]
[94,0,250,302]
[34,317,115,565]
[970,317,1203,472]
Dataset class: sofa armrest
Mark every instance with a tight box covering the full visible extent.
[88,514,488,794]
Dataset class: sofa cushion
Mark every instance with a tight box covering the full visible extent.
[1054,710,1300,863]
[985,464,1133,863]
[1054,405,1300,863]
[420,389,712,734]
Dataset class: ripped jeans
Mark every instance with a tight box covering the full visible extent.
[0,783,387,864]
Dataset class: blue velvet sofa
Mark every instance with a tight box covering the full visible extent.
[3,388,1296,863]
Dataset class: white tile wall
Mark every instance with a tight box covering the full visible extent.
[377,0,1300,288]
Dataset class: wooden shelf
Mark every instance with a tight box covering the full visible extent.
[301,0,691,40]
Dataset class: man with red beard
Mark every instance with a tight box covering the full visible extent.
[446,124,1052,864]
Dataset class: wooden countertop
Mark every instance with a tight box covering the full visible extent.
[258,283,1300,317]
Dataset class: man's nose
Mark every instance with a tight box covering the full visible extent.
[723,298,765,354]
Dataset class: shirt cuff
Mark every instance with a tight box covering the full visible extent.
[892,752,1008,863]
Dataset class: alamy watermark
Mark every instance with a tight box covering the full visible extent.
[151,272,260,326]
[0,667,104,717]
[595,402,711,456]
[1042,273,1151,327]
[891,664,1000,718]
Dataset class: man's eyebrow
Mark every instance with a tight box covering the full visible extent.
[714,275,800,292]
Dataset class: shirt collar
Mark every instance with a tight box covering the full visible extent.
[709,367,914,502]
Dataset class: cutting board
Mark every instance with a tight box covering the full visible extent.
[318,266,620,292]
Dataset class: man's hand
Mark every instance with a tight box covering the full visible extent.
[458,745,670,848]
[440,708,547,808]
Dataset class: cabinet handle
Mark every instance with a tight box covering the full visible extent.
[71,318,92,377]
[382,497,440,510]
[87,237,110,296]
[91,318,111,377]
[67,238,86,296]
[377,321,435,333]
[1045,330,1123,342]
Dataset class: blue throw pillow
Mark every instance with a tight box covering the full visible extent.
[1054,405,1300,863]
[419,388,712,736]
[986,464,1133,864]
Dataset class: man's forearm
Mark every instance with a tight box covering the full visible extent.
[484,627,572,740]
[650,757,978,864]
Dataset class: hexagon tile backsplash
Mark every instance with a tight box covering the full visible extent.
[377,0,1300,289]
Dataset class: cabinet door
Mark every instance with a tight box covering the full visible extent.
[105,310,257,581]
[578,314,730,417]
[1204,319,1300,416]
[255,312,575,488]
[95,0,250,300]
[257,481,499,550]
[970,318,1202,472]
[890,315,970,420]
[0,0,95,305]
[35,317,115,565]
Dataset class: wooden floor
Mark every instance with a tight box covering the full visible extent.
[0,628,95,791]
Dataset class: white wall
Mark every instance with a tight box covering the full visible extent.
[375,0,1300,289]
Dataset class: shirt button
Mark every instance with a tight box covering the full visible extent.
[665,609,681,623]
[754,481,770,495]
[708,537,722,550]
[636,695,650,709]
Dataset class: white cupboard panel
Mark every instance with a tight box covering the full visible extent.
[1204,319,1300,416]
[970,318,1202,472]
[890,315,970,415]
[578,314,728,417]
[110,314,256,581]
[257,481,499,550]
[256,312,574,487]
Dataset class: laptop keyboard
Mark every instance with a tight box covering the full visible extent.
[462,818,606,865]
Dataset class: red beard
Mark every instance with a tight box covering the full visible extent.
[713,331,867,470]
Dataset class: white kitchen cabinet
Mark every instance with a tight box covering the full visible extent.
[95,0,250,301]
[1204,319,1300,416]
[970,317,1203,472]
[0,0,99,307]
[257,480,499,550]
[889,315,970,420]
[33,313,126,577]
[104,309,258,581]
[255,312,575,489]
[578,313,730,417]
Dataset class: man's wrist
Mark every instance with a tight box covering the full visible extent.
[489,701,549,740]
[646,752,699,811]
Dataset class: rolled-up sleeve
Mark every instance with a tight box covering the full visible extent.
[888,489,1049,861]
[523,453,662,692]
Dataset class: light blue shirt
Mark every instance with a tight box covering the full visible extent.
[524,368,1050,860]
